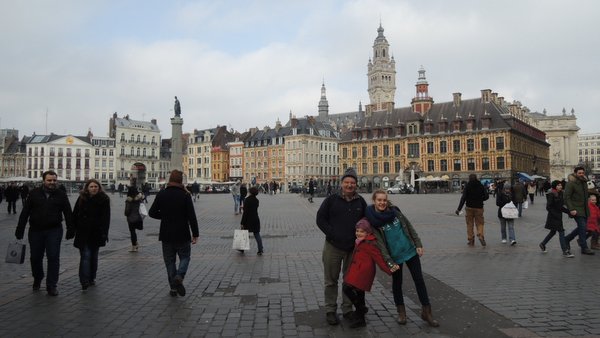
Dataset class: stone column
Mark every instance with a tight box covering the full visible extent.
[170,116,183,171]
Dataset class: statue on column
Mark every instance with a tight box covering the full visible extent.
[174,96,181,116]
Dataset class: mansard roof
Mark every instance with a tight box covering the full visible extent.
[25,134,91,145]
[341,97,544,142]
[114,117,160,132]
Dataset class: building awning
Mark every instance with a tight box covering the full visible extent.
[517,172,534,181]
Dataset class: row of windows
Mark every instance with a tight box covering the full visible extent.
[346,157,506,175]
[343,137,505,159]
[120,133,157,144]
[28,147,91,157]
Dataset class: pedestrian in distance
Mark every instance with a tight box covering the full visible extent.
[308,178,315,203]
[342,218,398,328]
[15,170,74,296]
[497,183,517,246]
[5,182,19,214]
[527,182,536,204]
[512,180,526,217]
[231,180,241,215]
[20,184,29,203]
[71,179,110,290]
[539,180,573,257]
[316,167,367,326]
[455,173,489,247]
[240,186,264,255]
[239,183,248,211]
[366,189,440,327]
[124,186,144,252]
[586,194,600,250]
[564,166,595,255]
[149,170,199,297]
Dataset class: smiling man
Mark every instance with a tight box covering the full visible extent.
[316,167,367,325]
[15,170,74,296]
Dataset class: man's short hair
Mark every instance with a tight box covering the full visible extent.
[574,166,585,173]
[42,170,57,180]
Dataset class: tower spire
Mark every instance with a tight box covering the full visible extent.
[366,23,396,116]
[318,81,329,121]
[411,66,434,115]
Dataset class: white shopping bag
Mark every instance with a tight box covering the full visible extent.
[501,202,519,219]
[139,203,148,219]
[232,229,250,251]
[522,200,529,209]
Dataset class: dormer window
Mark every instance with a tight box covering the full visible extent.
[407,123,419,135]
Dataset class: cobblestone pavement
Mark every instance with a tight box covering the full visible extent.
[1,191,599,337]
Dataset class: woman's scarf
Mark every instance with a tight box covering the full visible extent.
[365,205,396,228]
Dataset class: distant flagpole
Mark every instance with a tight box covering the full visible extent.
[45,108,48,134]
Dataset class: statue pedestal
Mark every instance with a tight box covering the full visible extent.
[170,116,184,171]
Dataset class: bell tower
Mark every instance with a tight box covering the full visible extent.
[411,66,434,115]
[366,24,396,116]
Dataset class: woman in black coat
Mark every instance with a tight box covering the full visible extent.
[72,179,110,290]
[124,186,144,252]
[240,186,263,255]
[539,180,572,257]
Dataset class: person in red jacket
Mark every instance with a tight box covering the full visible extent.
[586,194,600,249]
[343,218,398,328]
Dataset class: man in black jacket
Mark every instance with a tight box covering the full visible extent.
[5,182,19,214]
[316,168,367,325]
[15,170,74,296]
[149,170,199,297]
[456,174,489,246]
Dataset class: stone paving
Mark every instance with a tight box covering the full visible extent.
[0,190,599,337]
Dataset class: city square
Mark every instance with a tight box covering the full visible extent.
[1,191,599,337]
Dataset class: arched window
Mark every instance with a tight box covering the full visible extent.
[120,133,125,141]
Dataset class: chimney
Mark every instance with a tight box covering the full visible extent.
[508,103,519,116]
[491,92,498,103]
[151,119,157,125]
[453,93,462,107]
[481,89,492,103]
[498,97,505,106]
[249,127,258,136]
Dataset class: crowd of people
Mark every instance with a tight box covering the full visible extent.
[9,164,600,331]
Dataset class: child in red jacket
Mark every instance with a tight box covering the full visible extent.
[343,218,399,328]
[586,194,600,249]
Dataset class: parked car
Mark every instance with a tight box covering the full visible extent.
[387,185,403,194]
[289,185,303,193]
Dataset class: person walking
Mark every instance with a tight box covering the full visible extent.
[455,173,489,246]
[527,182,536,204]
[231,180,241,215]
[512,180,526,217]
[20,184,29,203]
[15,170,74,296]
[71,179,111,290]
[316,167,367,325]
[342,218,397,328]
[308,178,315,203]
[564,166,595,255]
[366,189,440,327]
[149,170,199,297]
[240,186,264,255]
[5,182,19,214]
[539,181,573,257]
[586,194,600,250]
[239,183,248,211]
[124,186,144,252]
[497,183,517,245]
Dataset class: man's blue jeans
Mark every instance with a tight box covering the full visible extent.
[565,216,589,250]
[232,195,240,213]
[28,227,63,288]
[162,242,191,288]
[79,245,100,285]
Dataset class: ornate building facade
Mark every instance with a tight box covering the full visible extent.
[526,108,579,180]
[338,25,549,190]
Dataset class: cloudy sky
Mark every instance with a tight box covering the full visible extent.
[1,0,599,139]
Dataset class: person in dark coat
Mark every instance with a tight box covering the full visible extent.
[316,167,367,325]
[455,174,489,246]
[15,170,74,296]
[240,186,263,255]
[20,184,29,203]
[308,178,315,203]
[124,186,144,252]
[149,170,199,297]
[539,180,572,257]
[71,179,111,290]
[5,182,19,214]
[496,184,517,245]
[239,183,248,211]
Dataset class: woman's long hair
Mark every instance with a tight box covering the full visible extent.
[78,179,108,206]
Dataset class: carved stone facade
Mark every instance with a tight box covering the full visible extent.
[526,108,579,180]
